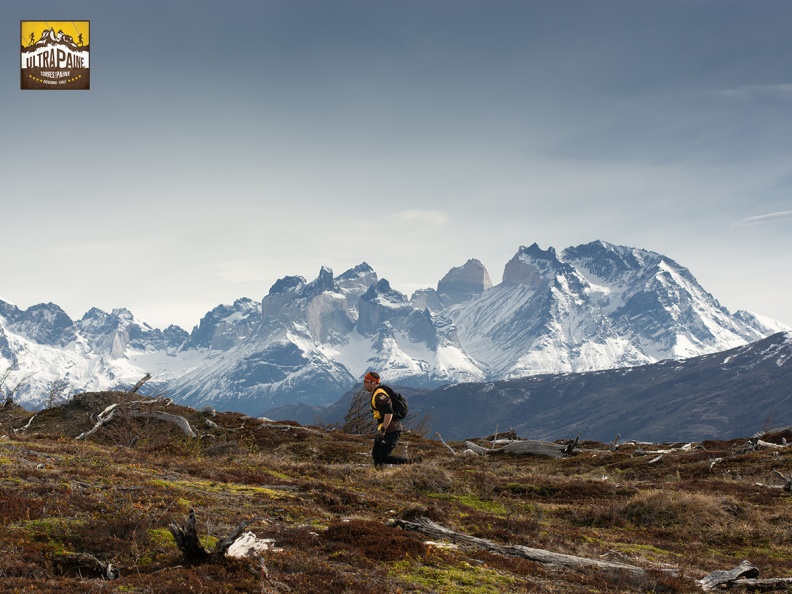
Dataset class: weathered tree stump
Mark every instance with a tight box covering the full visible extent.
[168,509,262,566]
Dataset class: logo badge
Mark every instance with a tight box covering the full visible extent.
[21,21,90,90]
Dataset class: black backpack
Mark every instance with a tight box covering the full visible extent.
[379,384,409,421]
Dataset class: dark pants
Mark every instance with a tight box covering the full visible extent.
[373,431,408,467]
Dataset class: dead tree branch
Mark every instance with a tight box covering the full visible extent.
[75,404,120,440]
[129,411,197,438]
[435,433,457,456]
[773,470,792,492]
[129,373,152,394]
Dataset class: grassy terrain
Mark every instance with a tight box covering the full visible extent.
[1,391,791,593]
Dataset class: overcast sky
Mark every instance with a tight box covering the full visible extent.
[2,0,791,330]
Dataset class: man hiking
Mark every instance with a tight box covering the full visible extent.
[363,371,409,468]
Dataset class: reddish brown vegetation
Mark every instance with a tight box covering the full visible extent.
[1,391,791,593]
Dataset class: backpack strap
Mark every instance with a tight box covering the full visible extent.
[371,387,388,411]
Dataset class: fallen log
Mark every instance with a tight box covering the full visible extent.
[256,422,325,435]
[730,577,792,591]
[391,516,650,583]
[464,438,577,458]
[698,560,759,591]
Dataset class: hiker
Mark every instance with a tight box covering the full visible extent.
[363,371,409,468]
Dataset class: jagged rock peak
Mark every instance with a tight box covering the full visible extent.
[502,243,571,285]
[0,298,19,322]
[9,302,75,347]
[268,275,306,296]
[561,240,664,281]
[336,262,374,280]
[184,298,260,351]
[304,266,335,296]
[437,259,492,304]
[362,278,407,304]
[335,262,378,295]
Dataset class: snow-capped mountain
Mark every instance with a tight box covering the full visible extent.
[0,240,787,416]
[0,303,187,404]
[443,241,776,378]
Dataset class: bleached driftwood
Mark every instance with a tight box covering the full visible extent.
[391,516,647,580]
[464,436,579,459]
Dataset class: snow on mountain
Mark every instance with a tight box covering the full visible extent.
[0,300,188,407]
[1,240,788,416]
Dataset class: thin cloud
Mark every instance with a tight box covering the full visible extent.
[385,209,449,228]
[712,84,792,101]
[735,211,792,227]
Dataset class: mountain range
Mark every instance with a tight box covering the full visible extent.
[1,240,788,432]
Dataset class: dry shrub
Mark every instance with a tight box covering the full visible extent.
[459,508,541,544]
[306,483,363,515]
[378,459,459,496]
[321,518,427,562]
[269,549,385,594]
[0,489,46,524]
[622,489,735,529]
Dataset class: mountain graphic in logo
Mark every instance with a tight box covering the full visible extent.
[24,27,85,51]
[20,21,90,90]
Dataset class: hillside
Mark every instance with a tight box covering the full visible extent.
[410,331,792,442]
[2,392,792,593]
